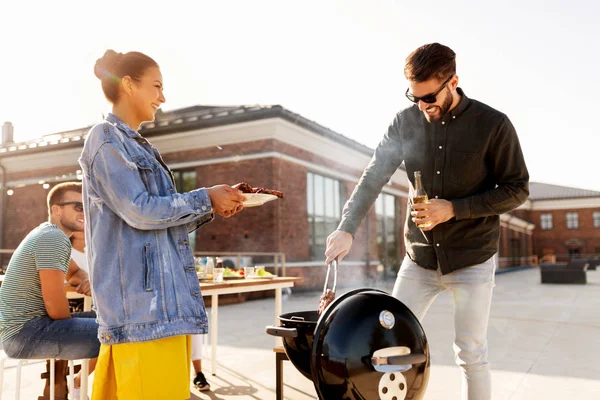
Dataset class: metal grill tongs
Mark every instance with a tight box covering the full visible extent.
[318,258,338,314]
[323,258,339,296]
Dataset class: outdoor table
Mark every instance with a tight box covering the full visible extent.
[65,284,93,312]
[199,277,302,375]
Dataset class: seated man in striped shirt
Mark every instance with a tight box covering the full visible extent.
[0,182,99,398]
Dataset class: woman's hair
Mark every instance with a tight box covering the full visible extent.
[94,50,159,103]
[404,43,456,83]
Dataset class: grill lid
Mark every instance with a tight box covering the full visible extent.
[310,290,430,400]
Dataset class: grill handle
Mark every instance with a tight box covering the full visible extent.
[372,353,427,366]
[265,326,298,338]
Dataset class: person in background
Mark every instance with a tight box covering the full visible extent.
[81,49,246,400]
[70,231,87,273]
[68,231,88,313]
[0,182,100,399]
[191,334,210,391]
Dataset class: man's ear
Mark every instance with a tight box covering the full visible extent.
[451,75,459,91]
[50,204,61,217]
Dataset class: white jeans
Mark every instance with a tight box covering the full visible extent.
[392,255,496,400]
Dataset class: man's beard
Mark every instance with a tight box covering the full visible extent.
[424,87,453,122]
[62,218,83,233]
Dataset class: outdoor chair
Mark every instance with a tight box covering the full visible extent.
[586,256,599,271]
[0,349,28,400]
[0,347,85,400]
[540,259,589,284]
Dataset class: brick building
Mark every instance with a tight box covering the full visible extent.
[513,183,600,261]
[0,105,543,288]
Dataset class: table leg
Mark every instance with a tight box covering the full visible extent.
[211,293,218,376]
[83,296,92,312]
[80,359,89,399]
[274,288,282,347]
[68,361,75,399]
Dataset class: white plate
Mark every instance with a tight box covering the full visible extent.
[242,193,278,207]
[250,274,278,279]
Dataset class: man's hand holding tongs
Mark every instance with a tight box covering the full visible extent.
[325,229,353,265]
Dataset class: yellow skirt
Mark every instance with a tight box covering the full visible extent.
[91,335,192,400]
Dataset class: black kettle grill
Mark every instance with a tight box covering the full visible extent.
[266,260,430,400]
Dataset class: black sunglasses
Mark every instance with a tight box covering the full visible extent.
[58,201,84,212]
[405,75,454,104]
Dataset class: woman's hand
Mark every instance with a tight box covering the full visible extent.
[207,185,246,218]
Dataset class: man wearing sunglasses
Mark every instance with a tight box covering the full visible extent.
[325,43,529,400]
[0,182,100,398]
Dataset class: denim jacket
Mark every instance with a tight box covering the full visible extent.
[79,114,212,345]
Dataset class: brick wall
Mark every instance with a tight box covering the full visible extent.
[161,139,276,165]
[273,158,311,261]
[2,161,82,254]
[3,184,50,249]
[192,157,278,254]
[273,141,370,178]
[1,183,54,267]
[530,208,600,256]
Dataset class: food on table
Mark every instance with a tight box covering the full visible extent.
[222,267,243,278]
[255,268,273,277]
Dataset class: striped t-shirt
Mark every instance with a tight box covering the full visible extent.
[0,222,71,341]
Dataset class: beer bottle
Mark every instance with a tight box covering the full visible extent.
[413,171,430,229]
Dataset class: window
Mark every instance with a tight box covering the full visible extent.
[566,212,579,230]
[307,172,343,260]
[540,214,553,230]
[594,212,600,229]
[172,170,197,193]
[568,248,581,257]
[376,193,399,275]
[173,170,198,250]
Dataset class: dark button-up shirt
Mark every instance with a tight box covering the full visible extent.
[338,88,529,274]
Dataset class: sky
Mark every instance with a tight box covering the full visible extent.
[1,0,599,191]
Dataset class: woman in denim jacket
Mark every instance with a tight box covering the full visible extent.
[79,49,245,399]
